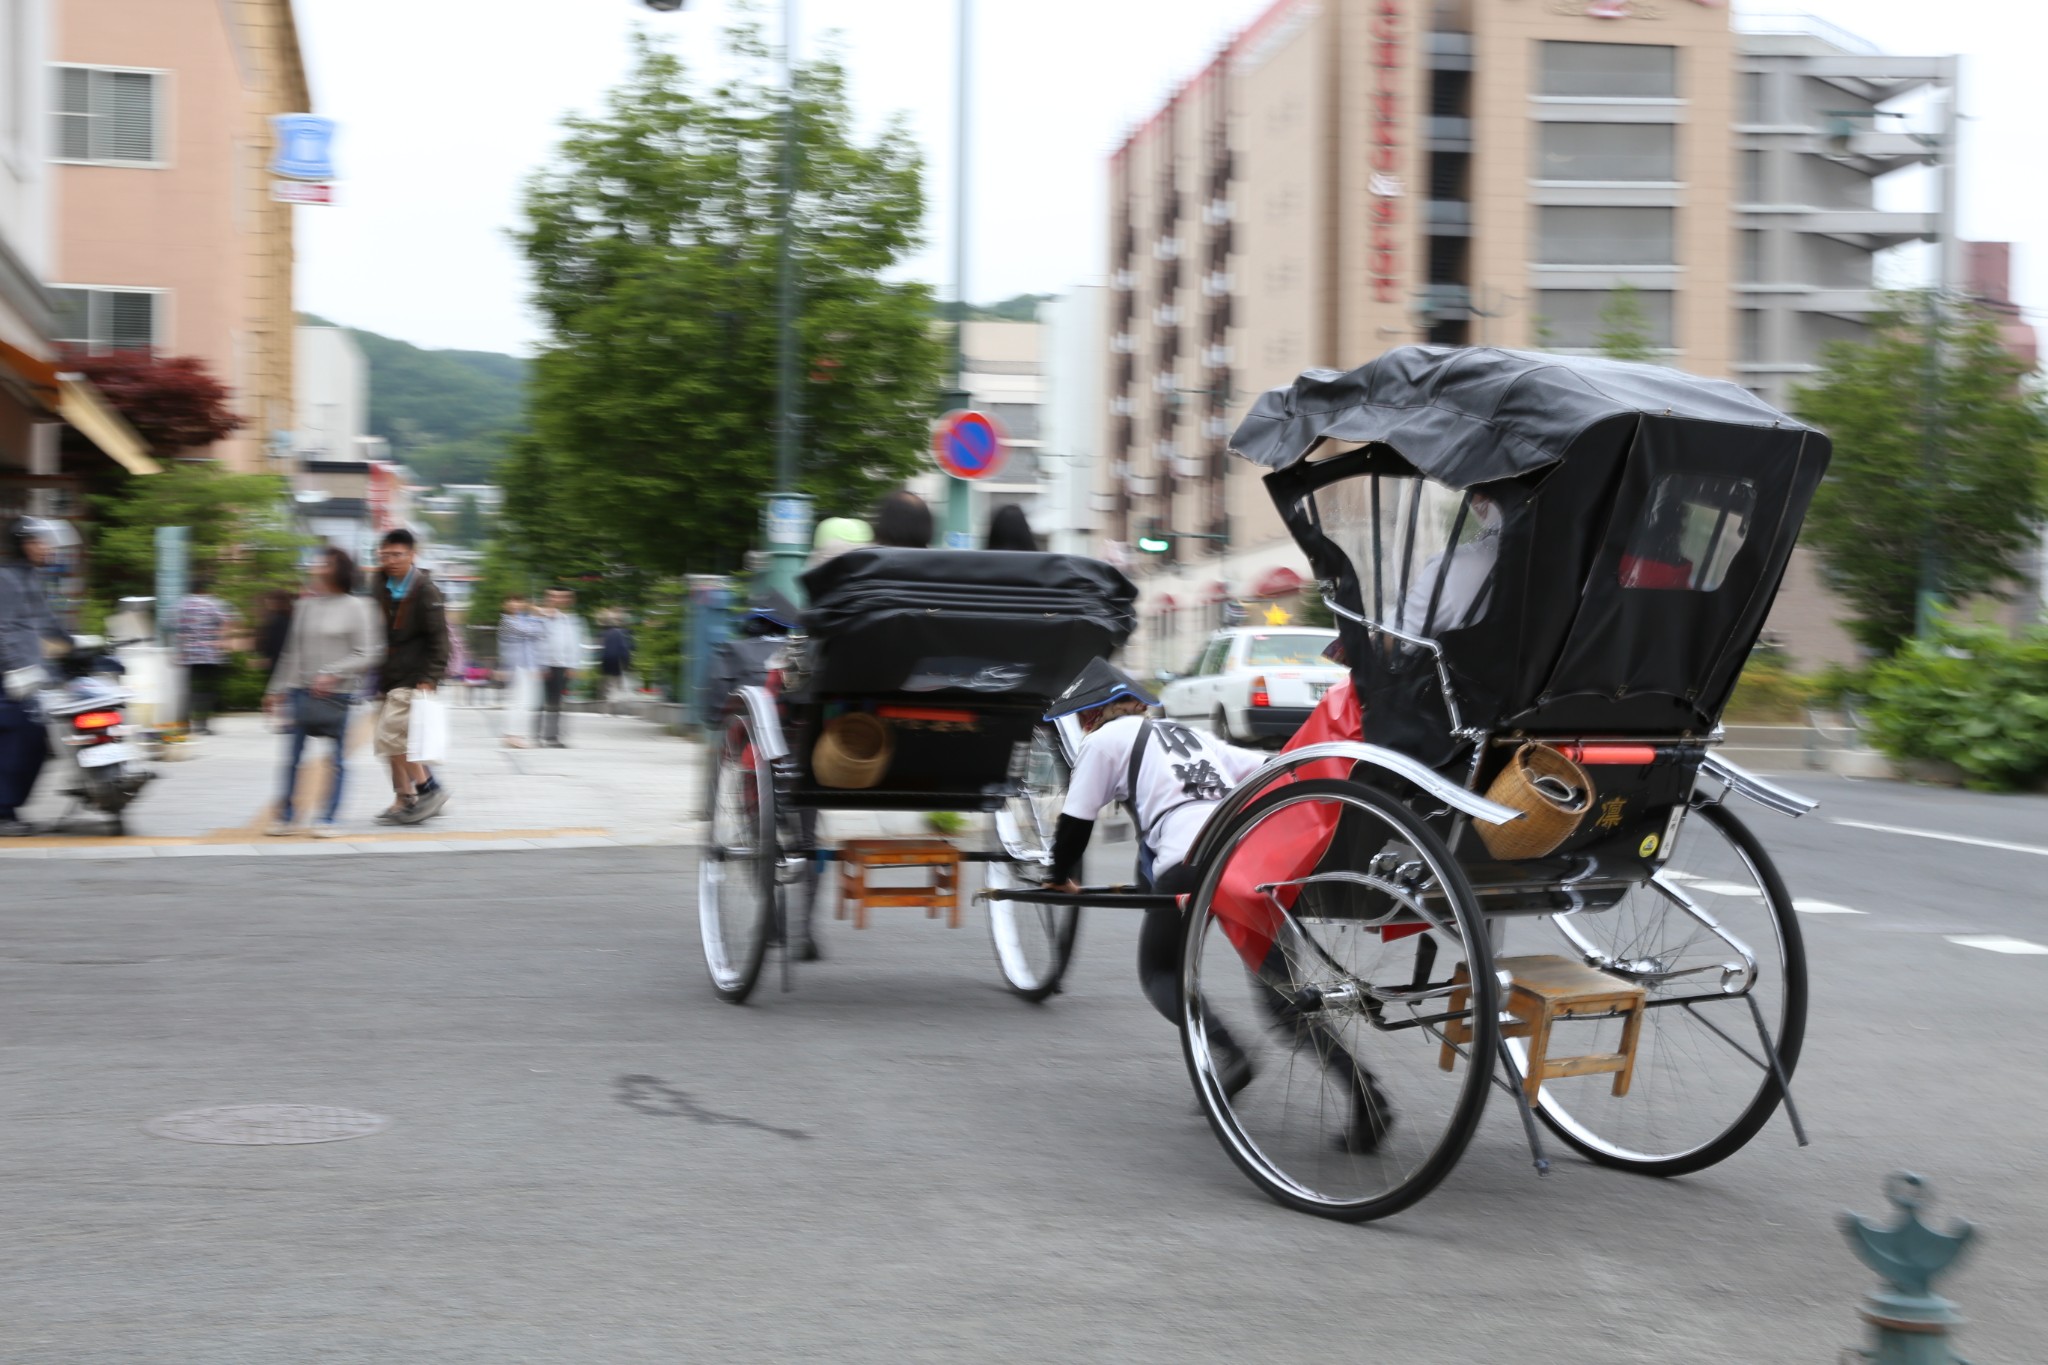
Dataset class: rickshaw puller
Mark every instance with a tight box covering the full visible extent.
[1042,661,1272,1095]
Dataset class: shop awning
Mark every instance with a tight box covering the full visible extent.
[1251,565,1304,598]
[56,376,159,475]
[0,338,160,475]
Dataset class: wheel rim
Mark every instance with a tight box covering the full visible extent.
[1185,784,1497,1215]
[700,717,772,993]
[987,862,1076,993]
[1519,803,1801,1168]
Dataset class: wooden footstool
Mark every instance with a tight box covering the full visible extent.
[836,838,961,930]
[1438,954,1647,1104]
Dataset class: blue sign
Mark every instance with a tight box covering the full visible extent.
[270,115,337,181]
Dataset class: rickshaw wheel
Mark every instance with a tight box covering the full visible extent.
[988,724,1079,1002]
[698,709,778,1004]
[1181,778,1499,1222]
[1517,801,1806,1176]
[986,862,1080,1002]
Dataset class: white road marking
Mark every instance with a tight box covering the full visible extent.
[1688,880,1763,897]
[1946,935,2048,955]
[1831,819,2048,859]
[1794,900,1865,915]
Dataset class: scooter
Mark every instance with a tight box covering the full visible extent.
[38,642,154,835]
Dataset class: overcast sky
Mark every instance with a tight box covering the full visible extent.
[292,0,2048,358]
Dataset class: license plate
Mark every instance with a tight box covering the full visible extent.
[1311,682,1331,700]
[78,743,133,768]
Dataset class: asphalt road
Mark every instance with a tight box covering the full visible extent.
[3,774,2044,1363]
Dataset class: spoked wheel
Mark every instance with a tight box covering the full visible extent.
[989,723,1079,1001]
[1181,778,1499,1222]
[987,862,1080,1002]
[698,710,779,1004]
[1515,800,1806,1176]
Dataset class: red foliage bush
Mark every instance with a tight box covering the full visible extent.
[60,348,246,455]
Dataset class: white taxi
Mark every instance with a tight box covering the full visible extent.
[1159,627,1344,747]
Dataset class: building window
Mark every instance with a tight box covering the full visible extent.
[52,64,163,165]
[1738,310,1763,363]
[1537,42,1677,99]
[1740,149,1765,204]
[1534,289,1675,349]
[1739,71,1768,124]
[983,402,1040,442]
[1536,207,1674,266]
[1536,123,1675,181]
[1740,229,1764,283]
[48,286,162,352]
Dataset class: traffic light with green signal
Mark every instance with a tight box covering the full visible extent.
[1136,517,1172,555]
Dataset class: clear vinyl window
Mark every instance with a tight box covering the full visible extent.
[1311,474,1502,639]
[1620,474,1757,592]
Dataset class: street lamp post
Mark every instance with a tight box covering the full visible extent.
[942,0,974,551]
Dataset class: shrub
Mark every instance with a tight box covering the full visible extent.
[1723,657,1816,725]
[217,653,271,712]
[1862,625,2048,791]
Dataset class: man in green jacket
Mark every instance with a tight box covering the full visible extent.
[371,528,451,825]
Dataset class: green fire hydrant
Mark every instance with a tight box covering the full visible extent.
[1842,1172,1977,1364]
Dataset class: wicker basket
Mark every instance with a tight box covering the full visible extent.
[1475,743,1593,861]
[812,712,894,789]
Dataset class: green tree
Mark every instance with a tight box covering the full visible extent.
[452,494,489,547]
[1791,293,2048,655]
[513,28,944,577]
[86,464,304,619]
[1594,284,1656,362]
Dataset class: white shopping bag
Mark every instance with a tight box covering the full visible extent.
[406,690,450,763]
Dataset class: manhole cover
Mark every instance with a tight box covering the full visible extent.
[143,1104,391,1146]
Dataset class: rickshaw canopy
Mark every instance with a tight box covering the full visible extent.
[1233,347,1832,761]
[1229,345,1813,485]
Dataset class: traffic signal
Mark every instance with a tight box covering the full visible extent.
[1136,517,1172,555]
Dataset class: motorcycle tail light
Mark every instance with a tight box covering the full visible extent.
[1249,676,1269,708]
[71,710,122,731]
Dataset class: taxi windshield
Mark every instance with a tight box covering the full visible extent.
[1243,633,1335,666]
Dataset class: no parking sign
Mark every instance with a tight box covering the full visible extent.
[932,410,1007,481]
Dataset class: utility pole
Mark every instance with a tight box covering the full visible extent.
[942,0,974,550]
[764,0,810,600]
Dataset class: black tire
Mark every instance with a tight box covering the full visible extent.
[1181,777,1499,1222]
[698,710,777,1003]
[1210,706,1234,744]
[1521,801,1807,1177]
[989,724,1079,1001]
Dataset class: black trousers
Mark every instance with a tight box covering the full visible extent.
[1138,861,1203,1024]
[185,663,223,732]
[538,667,570,741]
[0,696,47,819]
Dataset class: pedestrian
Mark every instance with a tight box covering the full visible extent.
[0,517,72,836]
[263,547,380,837]
[173,573,238,736]
[599,609,635,715]
[533,587,588,748]
[873,489,933,549]
[986,503,1038,551]
[496,594,543,747]
[370,528,452,825]
[809,515,872,565]
[253,588,295,681]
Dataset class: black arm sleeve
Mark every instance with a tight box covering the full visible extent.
[1048,814,1095,885]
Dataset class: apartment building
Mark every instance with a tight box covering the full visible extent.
[1103,0,1955,673]
[1,0,153,528]
[49,0,310,471]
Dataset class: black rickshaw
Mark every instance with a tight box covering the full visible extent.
[698,547,1133,1002]
[996,346,1831,1221]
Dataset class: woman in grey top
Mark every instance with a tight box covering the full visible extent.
[263,547,382,836]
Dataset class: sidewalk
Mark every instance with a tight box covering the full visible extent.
[4,703,707,860]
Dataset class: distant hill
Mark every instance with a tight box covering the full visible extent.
[299,314,527,487]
